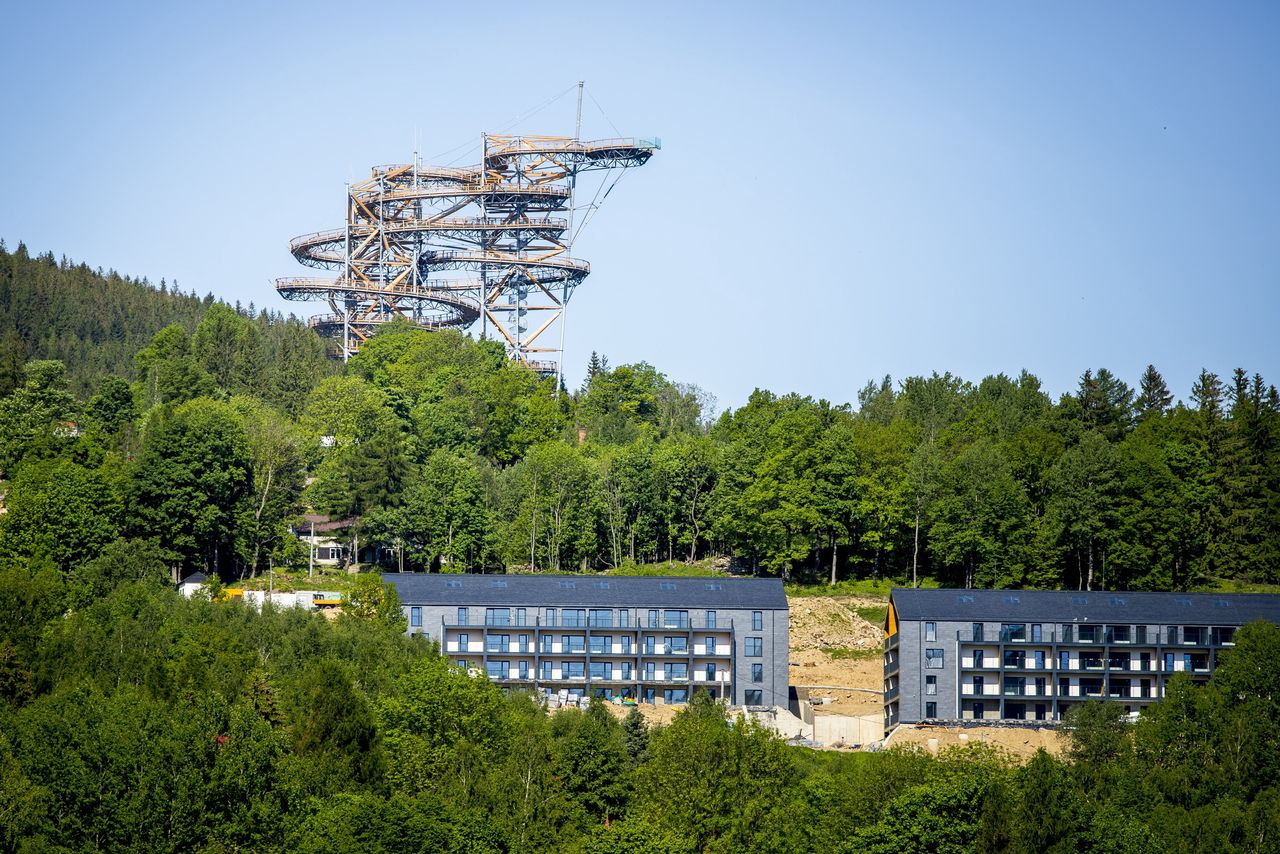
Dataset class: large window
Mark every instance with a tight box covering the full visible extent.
[663,610,689,629]
[745,689,763,705]
[706,610,717,629]
[589,636,609,655]
[540,635,553,653]
[410,607,421,628]
[516,608,526,626]
[541,661,552,680]
[589,662,610,680]
[925,701,937,718]
[648,610,659,628]
[621,636,632,654]
[563,635,585,654]
[518,634,529,653]
[644,662,655,680]
[1003,650,1026,669]
[664,663,688,681]
[1078,625,1098,643]
[665,689,689,704]
[745,637,763,657]
[705,637,716,655]
[972,623,984,642]
[665,636,688,654]
[925,648,944,669]
[706,663,717,681]
[457,607,468,626]
[562,610,586,628]
[751,663,763,683]
[752,611,764,631]
[1001,624,1026,642]
[563,662,585,679]
[486,635,509,653]
[519,661,529,680]
[925,675,937,695]
[485,608,510,626]
[925,622,937,642]
[644,636,656,655]
[457,633,470,651]
[486,661,509,679]
[973,649,985,668]
[589,609,613,628]
[621,662,632,679]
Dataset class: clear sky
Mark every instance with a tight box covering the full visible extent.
[3,1,1277,413]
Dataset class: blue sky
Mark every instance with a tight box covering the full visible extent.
[3,1,1277,412]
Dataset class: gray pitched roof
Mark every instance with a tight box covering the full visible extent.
[179,572,208,585]
[890,587,1280,626]
[384,574,787,610]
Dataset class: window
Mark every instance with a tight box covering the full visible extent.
[704,582,723,591]
[541,661,553,680]
[973,649,985,668]
[925,648,944,669]
[621,662,632,679]
[664,663,688,681]
[644,662,655,680]
[558,580,576,590]
[516,608,526,626]
[458,633,470,651]
[1060,624,1073,643]
[706,610,717,628]
[1003,676,1026,696]
[1078,625,1098,643]
[973,675,984,694]
[925,675,937,696]
[1031,624,1043,643]
[563,635,585,654]
[589,662,610,680]
[958,594,975,604]
[1001,624,1026,642]
[620,636,632,654]
[486,635,509,653]
[562,609,586,628]
[1136,625,1147,644]
[563,662,585,679]
[663,610,689,629]
[1034,650,1045,669]
[745,689,763,705]
[518,634,529,653]
[745,637,763,657]
[925,622,937,642]
[660,582,677,592]
[445,578,462,589]
[972,623,984,642]
[1164,652,1175,672]
[973,702,984,720]
[589,636,609,655]
[589,609,613,627]
[1003,594,1020,605]
[1183,626,1203,645]
[486,661,509,679]
[705,637,716,655]
[540,635,553,653]
[752,663,764,683]
[620,610,631,627]
[410,607,422,628]
[1166,626,1178,644]
[485,608,510,626]
[456,659,467,670]
[1109,625,1130,643]
[1034,677,1046,696]
[519,661,529,680]
[648,609,659,628]
[593,580,611,590]
[925,701,937,718]
[665,636,688,654]
[664,688,689,703]
[457,607,468,626]
[488,579,507,588]
[752,611,763,631]
[644,636,656,654]
[1059,650,1070,670]
[707,663,717,681]
[1003,650,1026,669]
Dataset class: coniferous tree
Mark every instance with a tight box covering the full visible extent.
[1135,364,1174,421]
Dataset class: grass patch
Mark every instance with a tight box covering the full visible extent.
[821,647,883,661]
[853,605,888,625]
[1194,578,1280,595]
[603,560,725,577]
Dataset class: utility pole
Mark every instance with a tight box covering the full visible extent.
[309,519,314,579]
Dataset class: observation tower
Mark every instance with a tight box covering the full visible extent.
[277,106,657,378]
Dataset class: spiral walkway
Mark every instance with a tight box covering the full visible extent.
[277,134,658,370]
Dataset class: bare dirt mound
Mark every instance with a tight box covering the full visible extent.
[885,724,1067,760]
[788,596,884,652]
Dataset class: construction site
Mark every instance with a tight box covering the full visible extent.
[276,86,657,384]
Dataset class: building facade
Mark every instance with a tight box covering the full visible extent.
[883,588,1280,731]
[385,574,789,707]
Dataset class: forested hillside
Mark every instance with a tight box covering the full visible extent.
[0,242,1277,589]
[2,575,1278,852]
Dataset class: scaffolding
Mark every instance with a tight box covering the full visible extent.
[277,130,658,375]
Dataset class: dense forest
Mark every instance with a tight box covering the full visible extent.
[1,240,1278,591]
[2,575,1279,853]
[4,245,1280,852]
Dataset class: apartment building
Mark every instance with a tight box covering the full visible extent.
[883,588,1280,730]
[385,574,789,707]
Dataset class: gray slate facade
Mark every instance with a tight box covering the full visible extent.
[884,588,1280,731]
[385,574,789,707]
